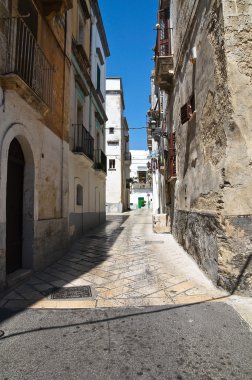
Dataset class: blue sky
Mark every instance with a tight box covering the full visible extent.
[99,0,157,150]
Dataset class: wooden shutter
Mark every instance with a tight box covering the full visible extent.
[97,65,101,91]
[169,132,176,177]
[181,93,195,124]
[180,102,192,124]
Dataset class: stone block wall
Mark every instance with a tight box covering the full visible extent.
[168,0,252,294]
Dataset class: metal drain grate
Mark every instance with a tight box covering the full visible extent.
[145,241,164,244]
[48,286,92,300]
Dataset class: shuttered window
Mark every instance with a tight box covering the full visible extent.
[168,132,176,177]
[97,64,101,91]
[180,92,195,124]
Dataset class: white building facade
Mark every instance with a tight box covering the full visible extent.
[105,78,131,213]
[68,0,109,241]
[147,70,169,232]
[130,150,153,209]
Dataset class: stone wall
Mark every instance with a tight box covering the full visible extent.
[169,0,252,294]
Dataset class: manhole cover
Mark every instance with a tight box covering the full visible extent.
[145,241,164,244]
[48,286,92,300]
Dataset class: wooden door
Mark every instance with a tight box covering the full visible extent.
[6,139,25,274]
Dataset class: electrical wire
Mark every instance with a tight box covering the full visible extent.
[105,126,148,130]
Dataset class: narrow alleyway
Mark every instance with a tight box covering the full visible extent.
[1,209,226,309]
[0,210,252,379]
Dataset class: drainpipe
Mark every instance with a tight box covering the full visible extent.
[60,11,67,219]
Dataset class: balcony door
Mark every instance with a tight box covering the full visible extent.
[6,139,25,274]
[159,8,171,55]
[18,0,38,38]
[16,0,38,87]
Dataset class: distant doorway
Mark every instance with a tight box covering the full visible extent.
[6,138,25,274]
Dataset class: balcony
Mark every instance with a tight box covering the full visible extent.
[0,17,53,110]
[132,182,152,190]
[72,124,94,161]
[41,0,73,17]
[94,149,107,174]
[147,126,152,150]
[72,38,90,72]
[155,27,174,92]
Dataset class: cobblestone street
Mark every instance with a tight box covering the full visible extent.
[1,209,229,310]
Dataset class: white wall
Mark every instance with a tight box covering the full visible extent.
[106,78,128,213]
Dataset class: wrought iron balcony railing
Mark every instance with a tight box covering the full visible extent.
[94,149,107,173]
[72,124,94,161]
[155,27,173,58]
[1,17,53,106]
[154,20,174,91]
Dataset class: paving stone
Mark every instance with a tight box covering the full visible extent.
[96,299,124,308]
[88,269,116,279]
[80,274,109,286]
[50,280,69,288]
[1,210,227,311]
[164,280,196,295]
[99,286,133,299]
[20,292,43,300]
[33,284,55,292]
[104,278,135,290]
[69,278,93,286]
[3,291,25,300]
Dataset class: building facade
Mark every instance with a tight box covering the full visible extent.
[152,0,252,293]
[106,77,131,213]
[130,150,153,210]
[68,0,109,241]
[147,70,169,232]
[0,0,73,288]
[0,0,109,290]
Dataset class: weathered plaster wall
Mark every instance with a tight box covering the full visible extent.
[0,91,69,285]
[106,86,123,209]
[168,0,252,294]
[68,152,106,240]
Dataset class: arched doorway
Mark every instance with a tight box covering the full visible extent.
[6,138,25,274]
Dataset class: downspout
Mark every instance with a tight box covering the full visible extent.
[61,11,67,218]
[88,14,95,215]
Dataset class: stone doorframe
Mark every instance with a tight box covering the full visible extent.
[0,123,37,287]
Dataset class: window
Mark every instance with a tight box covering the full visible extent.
[77,100,83,124]
[76,184,83,205]
[97,64,101,91]
[138,171,147,183]
[180,92,195,124]
[109,159,116,170]
[108,141,119,146]
[109,127,114,134]
[78,11,85,45]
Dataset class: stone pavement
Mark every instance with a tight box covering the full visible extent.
[1,209,251,327]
